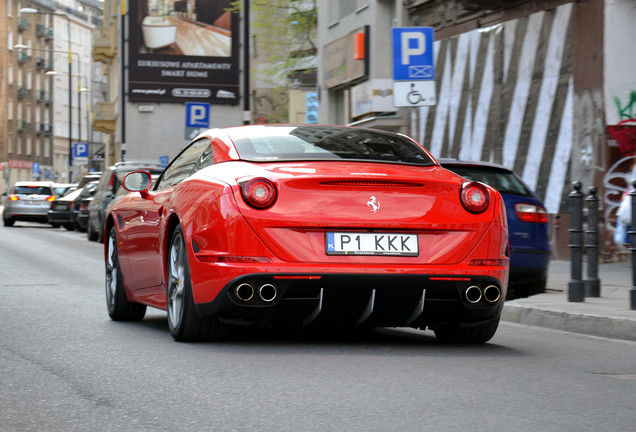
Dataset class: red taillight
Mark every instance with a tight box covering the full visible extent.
[240,178,277,209]
[460,181,490,214]
[515,203,548,223]
[107,174,115,193]
[46,195,56,202]
[8,194,19,201]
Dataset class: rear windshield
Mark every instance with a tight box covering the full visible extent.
[13,186,52,195]
[228,125,434,166]
[444,165,531,196]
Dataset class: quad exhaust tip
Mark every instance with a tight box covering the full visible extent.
[235,282,279,303]
[465,285,482,304]
[259,283,278,302]
[235,283,255,302]
[463,284,501,304]
[483,285,501,303]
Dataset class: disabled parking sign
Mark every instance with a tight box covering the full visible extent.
[392,27,436,107]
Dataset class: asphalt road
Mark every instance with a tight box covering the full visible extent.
[1,222,635,432]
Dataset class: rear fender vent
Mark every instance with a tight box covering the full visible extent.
[320,180,422,187]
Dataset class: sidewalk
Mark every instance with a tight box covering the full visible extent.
[502,260,636,341]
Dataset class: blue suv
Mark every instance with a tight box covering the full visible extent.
[440,159,551,299]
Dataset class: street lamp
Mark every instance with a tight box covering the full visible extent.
[20,8,73,181]
[79,87,93,170]
[46,71,89,171]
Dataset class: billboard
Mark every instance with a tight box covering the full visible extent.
[128,0,240,104]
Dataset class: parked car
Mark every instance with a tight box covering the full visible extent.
[439,159,550,299]
[3,181,56,227]
[105,125,509,343]
[48,188,83,230]
[87,162,164,242]
[52,183,77,198]
[74,181,99,232]
[77,172,102,189]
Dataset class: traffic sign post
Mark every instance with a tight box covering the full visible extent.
[73,142,89,165]
[392,27,436,107]
[185,102,211,140]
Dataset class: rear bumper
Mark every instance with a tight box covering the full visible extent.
[194,272,506,330]
[48,211,74,224]
[3,204,50,220]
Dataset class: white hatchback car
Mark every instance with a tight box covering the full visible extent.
[3,181,56,227]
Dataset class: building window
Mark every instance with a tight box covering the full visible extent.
[8,31,13,50]
[8,65,13,86]
[8,99,13,120]
[8,135,13,154]
[27,136,32,156]
[340,0,356,19]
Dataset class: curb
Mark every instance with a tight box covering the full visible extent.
[502,301,636,342]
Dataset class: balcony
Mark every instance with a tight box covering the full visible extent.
[36,58,53,70]
[92,22,117,63]
[18,17,28,31]
[17,86,30,99]
[17,51,30,64]
[37,123,52,135]
[17,120,28,132]
[37,90,52,104]
[36,24,54,39]
[93,101,118,133]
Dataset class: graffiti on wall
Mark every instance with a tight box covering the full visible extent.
[615,91,636,121]
[604,108,636,234]
[416,4,573,214]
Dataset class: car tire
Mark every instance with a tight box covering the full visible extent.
[63,223,75,231]
[105,226,147,321]
[433,315,500,344]
[3,217,15,227]
[51,223,61,229]
[167,225,222,342]
[87,221,98,241]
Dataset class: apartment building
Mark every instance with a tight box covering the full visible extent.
[1,0,104,192]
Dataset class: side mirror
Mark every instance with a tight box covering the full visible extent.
[122,171,152,196]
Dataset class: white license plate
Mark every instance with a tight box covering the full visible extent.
[326,232,418,256]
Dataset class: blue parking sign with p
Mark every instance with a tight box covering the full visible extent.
[73,142,89,158]
[392,27,434,81]
[186,102,210,128]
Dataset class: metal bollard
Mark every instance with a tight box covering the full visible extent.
[568,181,585,302]
[630,180,636,310]
[584,187,601,297]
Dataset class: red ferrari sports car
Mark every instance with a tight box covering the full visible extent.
[105,125,509,343]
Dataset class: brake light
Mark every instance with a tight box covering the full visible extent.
[46,195,56,202]
[8,194,19,201]
[240,178,277,209]
[515,203,548,223]
[107,174,115,193]
[460,181,490,213]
